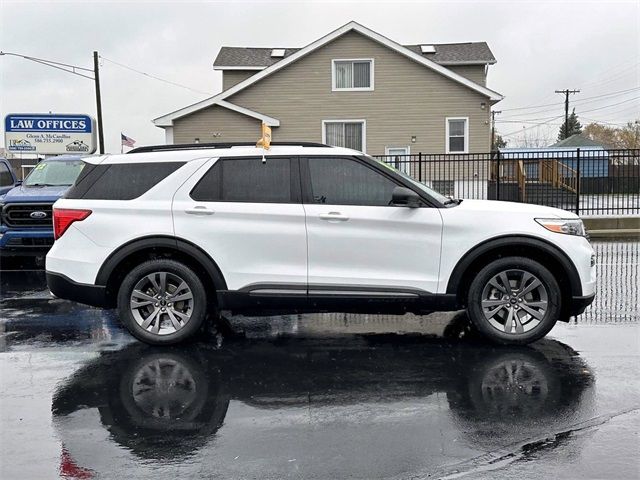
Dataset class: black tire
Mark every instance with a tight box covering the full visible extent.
[467,256,561,345]
[117,259,208,345]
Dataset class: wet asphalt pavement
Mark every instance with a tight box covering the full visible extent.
[1,241,639,479]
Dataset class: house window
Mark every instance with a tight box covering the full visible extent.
[322,120,366,152]
[332,59,373,91]
[446,117,469,153]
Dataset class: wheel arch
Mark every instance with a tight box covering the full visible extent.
[96,235,227,308]
[446,235,582,319]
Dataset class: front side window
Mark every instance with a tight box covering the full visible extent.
[332,60,373,90]
[24,159,85,187]
[307,157,398,206]
[191,157,292,203]
[0,163,13,187]
[323,121,365,152]
[446,118,468,153]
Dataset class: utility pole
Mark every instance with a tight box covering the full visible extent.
[555,89,580,139]
[491,110,502,150]
[93,51,105,154]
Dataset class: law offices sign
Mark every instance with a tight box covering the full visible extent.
[5,114,97,155]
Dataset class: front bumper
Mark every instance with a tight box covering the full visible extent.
[568,293,596,317]
[46,271,110,308]
[0,229,54,256]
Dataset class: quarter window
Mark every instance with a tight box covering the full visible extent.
[446,118,468,153]
[323,121,365,152]
[307,157,398,206]
[332,60,373,90]
[65,162,184,200]
[191,157,293,203]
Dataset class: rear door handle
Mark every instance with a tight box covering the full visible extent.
[185,206,215,216]
[319,212,349,222]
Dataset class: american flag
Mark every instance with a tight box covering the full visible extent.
[121,133,136,148]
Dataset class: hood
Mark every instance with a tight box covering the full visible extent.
[456,199,578,219]
[1,184,71,203]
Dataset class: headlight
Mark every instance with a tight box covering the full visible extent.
[535,218,586,236]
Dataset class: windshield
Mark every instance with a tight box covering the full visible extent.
[24,159,85,187]
[364,155,451,205]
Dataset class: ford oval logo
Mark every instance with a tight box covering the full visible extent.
[30,211,47,219]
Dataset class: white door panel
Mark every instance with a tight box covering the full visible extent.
[304,205,442,292]
[172,158,307,291]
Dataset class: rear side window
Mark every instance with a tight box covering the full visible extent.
[191,157,294,203]
[66,162,185,200]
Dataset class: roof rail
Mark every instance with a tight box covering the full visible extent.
[127,141,331,154]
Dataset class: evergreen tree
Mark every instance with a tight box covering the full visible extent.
[557,108,583,141]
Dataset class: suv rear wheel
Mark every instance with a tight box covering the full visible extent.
[117,259,207,345]
[467,257,560,345]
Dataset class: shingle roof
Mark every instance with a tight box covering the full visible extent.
[213,42,495,68]
[550,134,607,148]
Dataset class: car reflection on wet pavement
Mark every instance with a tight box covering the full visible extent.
[1,243,639,480]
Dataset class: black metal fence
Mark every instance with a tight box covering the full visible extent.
[374,148,640,216]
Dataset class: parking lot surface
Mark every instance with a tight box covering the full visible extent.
[1,240,638,479]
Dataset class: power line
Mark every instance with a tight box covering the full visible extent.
[499,115,565,137]
[99,56,214,96]
[576,95,640,115]
[500,86,640,115]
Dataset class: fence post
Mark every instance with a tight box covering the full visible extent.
[495,150,501,201]
[418,152,422,183]
[575,148,581,215]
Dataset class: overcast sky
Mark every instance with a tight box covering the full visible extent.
[1,0,638,153]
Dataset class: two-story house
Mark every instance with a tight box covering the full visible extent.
[154,21,503,156]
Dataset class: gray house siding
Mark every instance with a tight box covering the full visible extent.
[222,70,258,90]
[447,65,486,86]
[173,104,260,144]
[174,31,492,154]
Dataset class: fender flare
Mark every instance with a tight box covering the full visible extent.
[95,235,227,291]
[446,235,582,296]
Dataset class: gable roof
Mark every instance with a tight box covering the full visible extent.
[214,42,495,69]
[155,21,504,127]
[550,133,607,148]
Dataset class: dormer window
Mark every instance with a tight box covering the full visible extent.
[271,49,285,58]
[420,45,435,54]
[332,59,374,91]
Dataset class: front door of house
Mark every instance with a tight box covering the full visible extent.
[385,147,411,175]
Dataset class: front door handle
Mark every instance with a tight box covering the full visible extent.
[185,206,215,216]
[319,212,349,222]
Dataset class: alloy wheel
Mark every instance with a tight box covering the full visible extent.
[480,269,549,335]
[130,271,194,335]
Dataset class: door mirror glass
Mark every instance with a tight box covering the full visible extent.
[391,186,421,208]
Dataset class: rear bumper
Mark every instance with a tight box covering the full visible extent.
[569,293,596,317]
[46,271,110,308]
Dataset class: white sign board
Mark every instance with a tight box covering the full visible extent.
[5,114,97,155]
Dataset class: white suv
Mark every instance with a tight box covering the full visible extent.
[46,142,596,345]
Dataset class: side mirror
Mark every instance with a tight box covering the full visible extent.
[391,186,421,208]
[14,180,22,186]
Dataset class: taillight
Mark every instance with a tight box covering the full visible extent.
[53,208,92,240]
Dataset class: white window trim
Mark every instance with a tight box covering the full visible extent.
[445,117,469,154]
[384,146,410,155]
[321,119,367,153]
[331,59,374,92]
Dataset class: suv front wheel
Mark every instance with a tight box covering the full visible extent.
[117,259,207,345]
[467,257,561,345]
